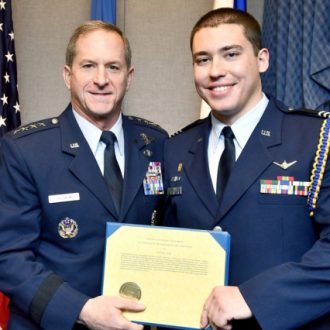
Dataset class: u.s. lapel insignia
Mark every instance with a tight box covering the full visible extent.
[273,160,297,170]
[143,162,164,195]
[261,130,271,137]
[58,217,78,238]
[70,142,80,149]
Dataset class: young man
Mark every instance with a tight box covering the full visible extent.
[0,21,167,329]
[164,8,330,329]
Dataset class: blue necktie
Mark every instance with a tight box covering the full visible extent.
[216,126,235,201]
[100,131,123,214]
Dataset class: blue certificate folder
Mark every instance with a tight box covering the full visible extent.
[102,223,231,329]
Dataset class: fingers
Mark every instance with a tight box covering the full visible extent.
[200,306,209,328]
[112,296,146,312]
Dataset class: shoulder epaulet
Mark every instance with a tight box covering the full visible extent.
[170,118,205,137]
[8,117,60,139]
[287,107,330,119]
[127,115,166,133]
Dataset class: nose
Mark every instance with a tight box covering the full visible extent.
[93,67,109,87]
[209,58,226,79]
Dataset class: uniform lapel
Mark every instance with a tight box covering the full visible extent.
[184,118,219,218]
[59,106,119,218]
[120,116,151,220]
[215,100,284,223]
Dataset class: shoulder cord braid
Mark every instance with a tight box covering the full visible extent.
[308,118,330,217]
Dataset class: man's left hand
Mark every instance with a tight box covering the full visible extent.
[200,286,252,330]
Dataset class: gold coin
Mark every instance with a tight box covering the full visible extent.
[119,282,142,300]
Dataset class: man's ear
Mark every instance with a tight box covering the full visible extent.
[63,65,72,90]
[126,66,135,91]
[258,48,269,73]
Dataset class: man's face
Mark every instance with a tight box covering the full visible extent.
[192,24,269,124]
[63,30,133,129]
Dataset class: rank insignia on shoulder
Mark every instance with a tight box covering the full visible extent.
[13,122,46,135]
[127,115,164,131]
[167,186,182,196]
[11,117,59,137]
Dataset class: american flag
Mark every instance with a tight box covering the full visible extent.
[0,0,20,137]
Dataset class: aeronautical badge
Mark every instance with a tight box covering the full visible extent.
[58,217,78,238]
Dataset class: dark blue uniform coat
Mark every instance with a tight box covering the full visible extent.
[164,98,330,329]
[0,105,168,329]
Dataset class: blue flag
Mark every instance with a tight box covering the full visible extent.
[234,0,247,11]
[0,0,21,137]
[91,0,116,24]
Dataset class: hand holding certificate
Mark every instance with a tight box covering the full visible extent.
[102,223,230,329]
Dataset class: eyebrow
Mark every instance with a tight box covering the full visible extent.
[193,44,244,59]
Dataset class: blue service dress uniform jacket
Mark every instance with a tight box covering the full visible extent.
[163,98,330,329]
[0,105,168,329]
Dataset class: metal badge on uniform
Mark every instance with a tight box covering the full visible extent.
[167,186,182,196]
[273,160,297,170]
[143,149,153,158]
[58,217,78,238]
[70,143,79,149]
[260,176,310,196]
[143,162,164,195]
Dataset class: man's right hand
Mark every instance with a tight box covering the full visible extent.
[78,296,146,330]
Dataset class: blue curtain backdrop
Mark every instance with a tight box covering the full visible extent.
[91,0,116,24]
[262,0,330,111]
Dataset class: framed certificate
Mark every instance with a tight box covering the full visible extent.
[102,223,230,329]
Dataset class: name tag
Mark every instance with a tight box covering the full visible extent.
[48,193,80,204]
[167,186,182,196]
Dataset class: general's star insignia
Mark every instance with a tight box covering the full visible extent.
[273,160,297,170]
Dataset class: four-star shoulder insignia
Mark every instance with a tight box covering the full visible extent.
[127,115,159,127]
[127,115,167,134]
[10,117,59,138]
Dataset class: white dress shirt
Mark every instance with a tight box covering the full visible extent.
[72,109,125,177]
[208,94,269,192]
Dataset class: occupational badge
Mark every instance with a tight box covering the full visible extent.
[143,162,164,195]
[58,217,78,238]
